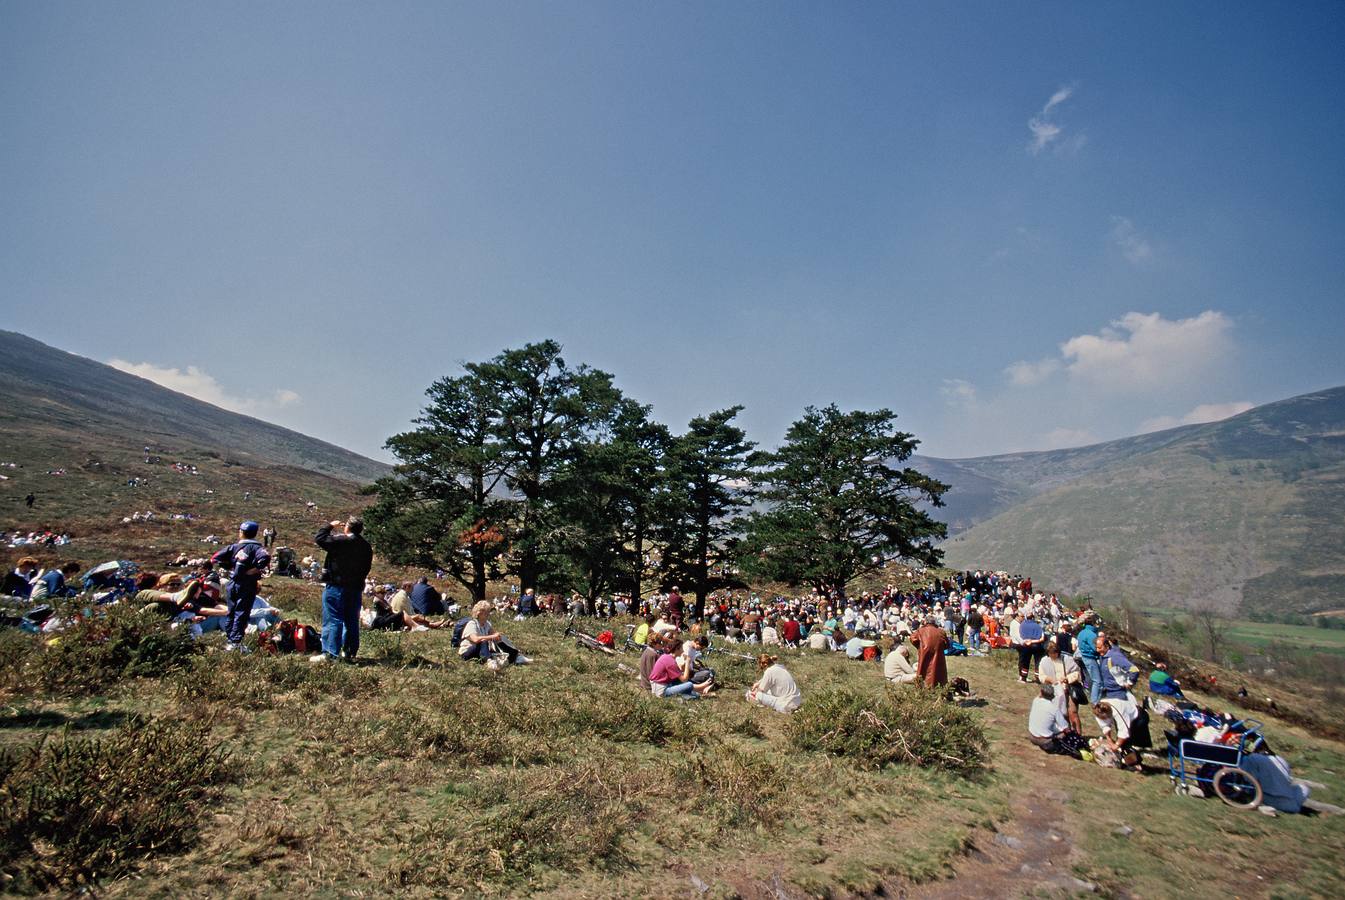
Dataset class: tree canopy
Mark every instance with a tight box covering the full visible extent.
[739,404,948,596]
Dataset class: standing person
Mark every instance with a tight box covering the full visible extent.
[1017,612,1046,683]
[912,616,950,687]
[1076,614,1103,704]
[311,518,373,663]
[25,493,35,509]
[666,585,684,628]
[211,523,270,652]
[262,526,276,548]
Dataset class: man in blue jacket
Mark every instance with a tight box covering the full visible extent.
[211,522,270,651]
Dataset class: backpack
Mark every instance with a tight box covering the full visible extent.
[261,619,320,654]
[450,616,472,649]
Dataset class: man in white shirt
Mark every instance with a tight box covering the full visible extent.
[1028,685,1090,759]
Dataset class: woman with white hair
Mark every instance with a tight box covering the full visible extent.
[746,654,803,713]
[459,600,532,669]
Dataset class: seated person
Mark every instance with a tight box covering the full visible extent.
[632,614,655,648]
[1147,662,1184,698]
[1238,740,1310,815]
[1028,685,1090,759]
[760,620,780,646]
[807,628,829,651]
[638,632,665,691]
[370,591,442,631]
[649,641,713,700]
[458,600,531,668]
[679,634,715,686]
[746,654,802,713]
[845,631,876,659]
[1,557,38,598]
[883,643,918,685]
[31,562,81,599]
[409,577,445,616]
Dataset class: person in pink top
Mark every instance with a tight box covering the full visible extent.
[648,644,714,700]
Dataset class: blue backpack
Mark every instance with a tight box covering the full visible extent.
[450,616,472,649]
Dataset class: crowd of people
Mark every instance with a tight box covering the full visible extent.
[1,520,1328,817]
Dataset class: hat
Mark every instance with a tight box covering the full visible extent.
[240,521,259,536]
[156,573,183,589]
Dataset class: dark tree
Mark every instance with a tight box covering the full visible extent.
[362,374,511,601]
[657,407,755,620]
[467,340,621,591]
[740,404,947,596]
[550,399,672,612]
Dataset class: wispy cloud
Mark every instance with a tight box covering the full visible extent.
[941,378,978,406]
[1004,358,1061,387]
[1140,401,1254,433]
[108,359,303,417]
[1110,216,1155,265]
[1027,84,1082,155]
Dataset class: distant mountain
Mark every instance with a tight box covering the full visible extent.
[915,387,1345,617]
[0,330,389,483]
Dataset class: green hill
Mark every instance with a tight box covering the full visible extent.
[925,387,1345,618]
[0,330,389,563]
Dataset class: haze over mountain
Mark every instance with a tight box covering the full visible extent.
[0,330,389,484]
[916,387,1345,618]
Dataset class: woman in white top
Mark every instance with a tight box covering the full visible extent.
[1037,638,1082,732]
[746,654,803,713]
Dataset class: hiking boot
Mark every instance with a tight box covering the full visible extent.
[309,653,331,664]
[515,654,533,665]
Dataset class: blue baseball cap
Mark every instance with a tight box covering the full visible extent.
[240,521,259,536]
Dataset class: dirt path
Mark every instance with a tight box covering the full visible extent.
[895,688,1100,899]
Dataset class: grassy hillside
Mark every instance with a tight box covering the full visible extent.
[1,599,1342,898]
[0,330,389,484]
[934,387,1345,618]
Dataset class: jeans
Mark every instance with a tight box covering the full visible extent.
[1081,656,1103,704]
[224,583,257,645]
[967,627,981,651]
[321,584,363,659]
[460,637,520,664]
[661,681,698,700]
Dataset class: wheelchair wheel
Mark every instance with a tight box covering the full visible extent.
[1212,767,1262,809]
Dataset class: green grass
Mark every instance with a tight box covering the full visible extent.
[2,590,1344,897]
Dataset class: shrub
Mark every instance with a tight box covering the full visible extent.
[0,718,234,891]
[26,603,199,696]
[673,741,784,826]
[390,763,641,888]
[787,687,989,777]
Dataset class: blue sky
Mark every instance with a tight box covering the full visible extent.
[3,2,1343,460]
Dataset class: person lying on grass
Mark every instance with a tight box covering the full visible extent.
[648,635,714,700]
[746,654,802,713]
[459,600,531,670]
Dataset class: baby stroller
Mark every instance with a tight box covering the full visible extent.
[1167,717,1266,808]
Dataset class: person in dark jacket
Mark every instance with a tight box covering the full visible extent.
[312,517,373,663]
[1,557,39,598]
[409,577,445,616]
[211,523,270,651]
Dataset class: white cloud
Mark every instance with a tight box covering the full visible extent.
[1004,358,1061,387]
[1110,216,1154,265]
[1140,401,1254,433]
[941,378,978,405]
[1027,84,1082,155]
[108,359,302,416]
[1059,310,1234,391]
